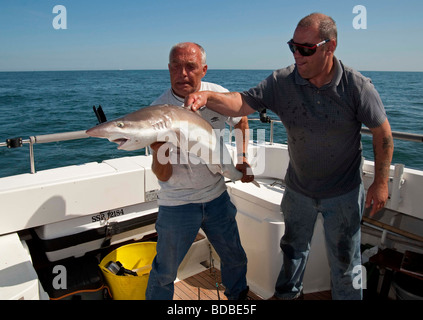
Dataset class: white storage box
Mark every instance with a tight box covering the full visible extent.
[228,179,331,299]
[33,201,158,262]
[0,233,42,300]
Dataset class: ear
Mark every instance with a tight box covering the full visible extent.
[327,39,337,55]
[202,64,208,77]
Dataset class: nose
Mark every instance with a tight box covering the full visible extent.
[180,66,188,77]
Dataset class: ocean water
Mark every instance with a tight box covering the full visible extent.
[0,69,422,178]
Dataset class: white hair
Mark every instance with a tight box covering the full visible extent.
[169,42,207,65]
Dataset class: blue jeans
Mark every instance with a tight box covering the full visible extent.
[275,183,365,300]
[146,191,248,300]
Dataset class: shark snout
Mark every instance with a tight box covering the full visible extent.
[85,126,102,138]
[85,121,115,137]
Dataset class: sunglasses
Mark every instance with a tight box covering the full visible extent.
[287,39,330,56]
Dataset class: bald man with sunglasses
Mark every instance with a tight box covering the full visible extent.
[186,13,394,300]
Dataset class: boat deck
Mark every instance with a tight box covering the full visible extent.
[174,267,332,300]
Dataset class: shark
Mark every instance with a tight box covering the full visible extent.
[86,104,257,186]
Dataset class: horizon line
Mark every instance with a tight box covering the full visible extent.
[1,68,422,73]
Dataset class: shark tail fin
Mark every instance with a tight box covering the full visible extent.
[251,180,260,188]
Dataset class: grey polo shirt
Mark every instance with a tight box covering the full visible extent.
[242,57,387,198]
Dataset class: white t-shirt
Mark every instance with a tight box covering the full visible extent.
[150,81,241,206]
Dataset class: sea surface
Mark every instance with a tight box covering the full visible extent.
[0,69,422,178]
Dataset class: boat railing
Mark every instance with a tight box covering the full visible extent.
[1,119,422,174]
[247,118,423,144]
[0,130,89,174]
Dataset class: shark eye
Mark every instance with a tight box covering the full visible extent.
[117,122,125,128]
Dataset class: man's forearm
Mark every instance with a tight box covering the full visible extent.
[151,142,173,181]
[186,91,255,117]
[372,120,394,185]
[234,116,250,164]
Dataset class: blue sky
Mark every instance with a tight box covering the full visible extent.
[1,0,422,71]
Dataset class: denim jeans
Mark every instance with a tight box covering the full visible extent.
[275,183,365,300]
[146,191,248,300]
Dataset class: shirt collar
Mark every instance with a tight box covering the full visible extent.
[294,56,342,89]
[171,89,185,103]
[171,82,204,103]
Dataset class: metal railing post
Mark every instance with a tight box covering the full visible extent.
[29,136,36,174]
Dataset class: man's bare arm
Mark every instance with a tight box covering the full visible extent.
[366,119,394,216]
[186,91,255,117]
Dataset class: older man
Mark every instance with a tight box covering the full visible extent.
[186,14,394,300]
[146,42,251,300]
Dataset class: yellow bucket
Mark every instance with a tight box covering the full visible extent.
[99,242,156,300]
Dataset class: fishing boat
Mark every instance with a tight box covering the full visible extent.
[0,114,422,301]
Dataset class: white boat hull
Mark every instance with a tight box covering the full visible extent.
[1,141,422,300]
